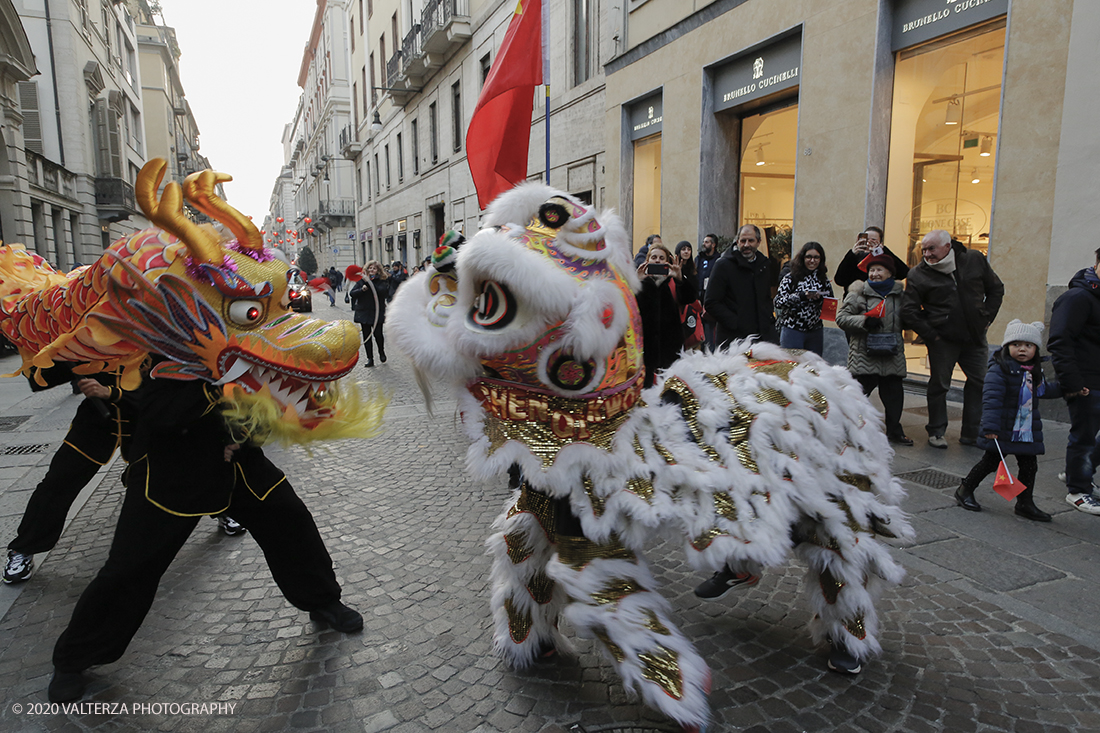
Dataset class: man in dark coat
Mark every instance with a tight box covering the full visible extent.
[1048,247,1100,515]
[901,230,1003,449]
[695,233,721,348]
[704,224,776,347]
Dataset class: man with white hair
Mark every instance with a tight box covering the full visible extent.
[901,230,1004,449]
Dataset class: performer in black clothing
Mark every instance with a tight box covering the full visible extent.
[48,374,362,702]
[3,365,135,584]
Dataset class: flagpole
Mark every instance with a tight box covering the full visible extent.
[542,0,550,184]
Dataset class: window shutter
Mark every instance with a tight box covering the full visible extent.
[93,98,111,177]
[17,81,44,154]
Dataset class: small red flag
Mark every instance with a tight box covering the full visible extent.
[820,297,838,322]
[993,459,1027,500]
[466,0,543,210]
[865,299,886,319]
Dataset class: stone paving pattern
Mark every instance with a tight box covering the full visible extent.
[1,307,1099,732]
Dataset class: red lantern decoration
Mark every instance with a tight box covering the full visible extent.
[304,217,312,224]
[276,217,284,224]
[307,227,315,234]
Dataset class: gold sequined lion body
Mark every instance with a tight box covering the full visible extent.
[388,183,913,731]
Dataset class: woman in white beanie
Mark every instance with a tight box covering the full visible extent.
[954,319,1062,521]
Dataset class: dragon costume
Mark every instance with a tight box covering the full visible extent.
[389,184,914,730]
[0,158,383,445]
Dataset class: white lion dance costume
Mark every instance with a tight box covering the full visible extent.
[389,185,914,731]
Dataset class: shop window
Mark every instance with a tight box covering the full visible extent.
[631,134,661,255]
[885,21,1006,267]
[739,102,797,252]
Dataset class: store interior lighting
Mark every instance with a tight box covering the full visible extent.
[971,169,981,184]
[945,98,961,125]
[979,135,993,156]
[755,145,765,166]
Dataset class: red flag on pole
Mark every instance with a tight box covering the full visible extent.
[466,0,543,210]
[992,459,1027,500]
[865,299,886,319]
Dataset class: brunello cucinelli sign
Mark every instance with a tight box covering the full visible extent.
[892,0,1008,51]
[712,32,801,114]
[628,92,663,141]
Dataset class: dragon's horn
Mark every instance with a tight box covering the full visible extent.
[136,158,223,264]
[183,170,263,251]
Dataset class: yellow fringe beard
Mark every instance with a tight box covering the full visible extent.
[220,379,388,449]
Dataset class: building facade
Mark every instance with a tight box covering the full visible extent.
[604,0,1100,342]
[0,0,37,247]
[135,4,217,200]
[13,0,148,267]
[340,0,606,269]
[267,0,356,275]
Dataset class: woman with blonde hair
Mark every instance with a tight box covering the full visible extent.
[349,260,394,367]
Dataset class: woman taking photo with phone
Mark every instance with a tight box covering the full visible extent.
[773,241,834,355]
[635,244,697,387]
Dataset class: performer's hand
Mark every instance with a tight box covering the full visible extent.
[77,378,111,400]
[984,433,997,440]
[224,443,240,462]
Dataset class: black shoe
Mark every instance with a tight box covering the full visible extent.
[954,483,981,512]
[3,549,34,584]
[959,436,978,446]
[827,641,862,675]
[379,352,387,363]
[309,601,363,633]
[1015,502,1052,522]
[48,670,86,702]
[693,566,760,599]
[365,359,374,368]
[888,434,914,447]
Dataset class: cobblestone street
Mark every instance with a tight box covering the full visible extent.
[1,306,1099,733]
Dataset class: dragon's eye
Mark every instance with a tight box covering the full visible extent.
[469,280,516,330]
[228,300,265,326]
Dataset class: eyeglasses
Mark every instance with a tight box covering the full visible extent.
[804,254,821,260]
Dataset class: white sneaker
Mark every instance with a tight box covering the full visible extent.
[1066,493,1100,515]
[3,549,34,584]
[928,436,948,449]
[1058,472,1100,490]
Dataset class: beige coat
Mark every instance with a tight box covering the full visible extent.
[837,280,907,377]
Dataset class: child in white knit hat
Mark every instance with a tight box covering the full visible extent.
[954,319,1062,521]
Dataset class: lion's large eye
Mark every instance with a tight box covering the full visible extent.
[469,280,516,330]
[228,300,266,327]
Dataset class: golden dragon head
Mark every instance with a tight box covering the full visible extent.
[0,158,383,443]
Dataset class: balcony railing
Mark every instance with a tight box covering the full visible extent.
[318,199,356,218]
[402,24,422,69]
[95,177,138,222]
[420,0,471,64]
[339,124,361,156]
[386,51,402,90]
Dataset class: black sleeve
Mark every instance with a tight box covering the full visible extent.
[27,362,78,392]
[886,246,910,281]
[833,251,862,289]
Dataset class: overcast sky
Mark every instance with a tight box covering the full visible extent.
[157,0,318,221]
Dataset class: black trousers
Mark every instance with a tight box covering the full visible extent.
[360,321,385,361]
[9,399,124,555]
[961,449,1038,500]
[855,373,906,440]
[52,475,341,672]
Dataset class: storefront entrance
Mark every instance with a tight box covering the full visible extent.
[885,20,1006,268]
[740,101,797,265]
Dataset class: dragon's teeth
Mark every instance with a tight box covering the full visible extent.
[215,359,252,385]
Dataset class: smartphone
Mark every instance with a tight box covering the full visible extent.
[857,231,868,243]
[646,263,669,276]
